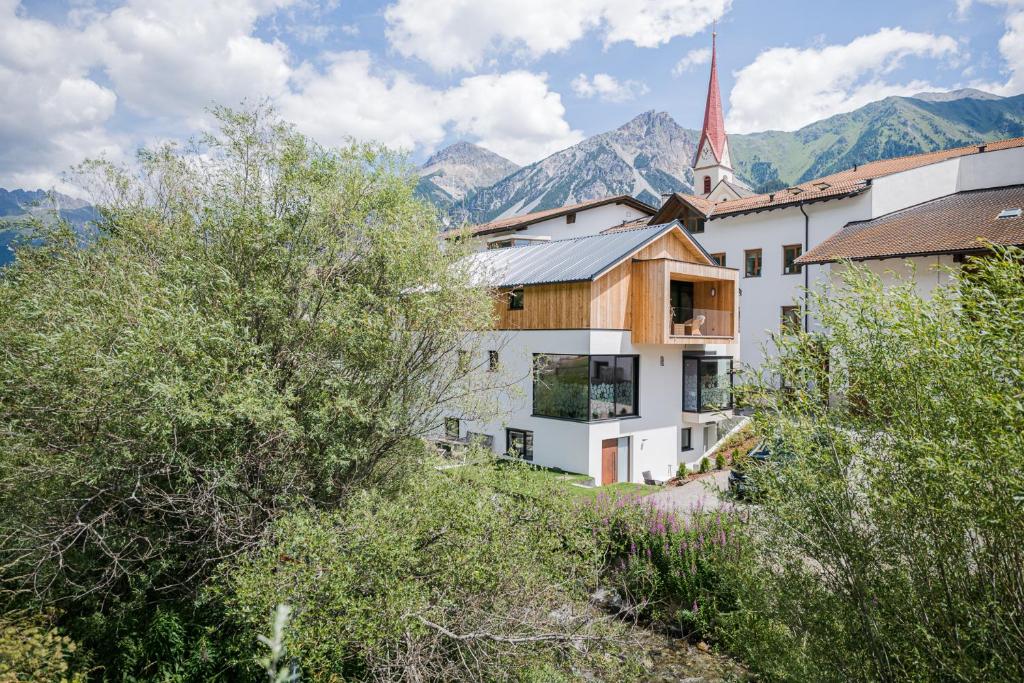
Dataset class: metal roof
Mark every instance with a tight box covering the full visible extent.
[466,222,682,287]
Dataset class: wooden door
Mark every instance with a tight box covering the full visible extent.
[601,438,618,486]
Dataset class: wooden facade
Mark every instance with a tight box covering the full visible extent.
[491,226,739,344]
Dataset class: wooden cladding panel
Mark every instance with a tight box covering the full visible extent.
[590,260,631,329]
[629,260,667,344]
[634,231,709,264]
[495,282,590,330]
[693,281,735,337]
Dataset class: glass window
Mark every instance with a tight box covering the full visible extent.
[533,354,638,421]
[710,252,726,267]
[682,355,734,413]
[566,213,576,224]
[488,350,499,372]
[703,176,711,194]
[783,244,803,275]
[681,427,692,451]
[508,288,524,310]
[506,428,533,461]
[444,417,460,440]
[686,216,705,234]
[745,249,762,278]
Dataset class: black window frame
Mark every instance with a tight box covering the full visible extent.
[783,244,803,275]
[744,248,762,278]
[681,427,692,451]
[531,353,640,423]
[508,288,524,311]
[488,350,499,372]
[682,354,734,414]
[506,428,534,461]
[444,417,460,440]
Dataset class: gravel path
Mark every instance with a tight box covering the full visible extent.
[647,470,731,515]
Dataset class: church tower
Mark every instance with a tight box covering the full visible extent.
[693,31,736,197]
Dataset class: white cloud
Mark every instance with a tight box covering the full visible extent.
[383,0,731,72]
[280,54,582,164]
[727,27,959,133]
[672,47,711,75]
[571,73,649,103]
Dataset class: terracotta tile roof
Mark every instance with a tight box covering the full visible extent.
[674,137,1024,220]
[797,184,1024,264]
[600,216,655,234]
[443,194,656,238]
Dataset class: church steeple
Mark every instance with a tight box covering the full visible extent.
[693,27,735,197]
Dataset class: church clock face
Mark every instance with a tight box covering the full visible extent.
[698,141,715,166]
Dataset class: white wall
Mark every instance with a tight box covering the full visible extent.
[450,329,733,483]
[479,202,650,249]
[870,158,960,216]
[833,255,957,299]
[957,146,1024,191]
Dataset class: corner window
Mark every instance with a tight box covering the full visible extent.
[566,213,576,224]
[710,252,726,267]
[532,354,639,422]
[508,288,524,311]
[781,306,801,333]
[506,428,534,461]
[744,249,762,278]
[783,244,803,275]
[682,355,734,413]
[444,417,460,440]
[488,350,499,372]
[681,427,692,451]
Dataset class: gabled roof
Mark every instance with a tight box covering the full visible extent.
[797,184,1024,265]
[600,216,654,234]
[466,222,711,288]
[444,194,657,238]
[666,137,1024,221]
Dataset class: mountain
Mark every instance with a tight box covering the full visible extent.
[459,111,699,223]
[416,142,519,218]
[729,91,1024,192]
[424,90,1024,224]
[0,188,98,267]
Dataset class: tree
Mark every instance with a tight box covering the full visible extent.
[726,252,1024,681]
[0,105,502,675]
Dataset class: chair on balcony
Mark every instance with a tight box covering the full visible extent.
[680,314,706,336]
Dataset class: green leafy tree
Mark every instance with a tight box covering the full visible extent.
[725,251,1024,681]
[0,105,500,677]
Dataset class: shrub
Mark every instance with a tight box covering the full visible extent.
[676,462,689,479]
[698,457,711,474]
[0,613,85,683]
[588,495,750,638]
[731,250,1024,681]
[221,461,638,682]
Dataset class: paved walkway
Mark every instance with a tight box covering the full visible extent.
[647,470,730,515]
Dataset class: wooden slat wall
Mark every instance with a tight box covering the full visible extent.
[629,259,667,344]
[693,281,735,337]
[495,282,591,329]
[634,230,710,264]
[590,260,631,329]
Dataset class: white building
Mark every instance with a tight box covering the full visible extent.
[443,222,741,484]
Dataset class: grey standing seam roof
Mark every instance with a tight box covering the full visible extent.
[466,222,681,288]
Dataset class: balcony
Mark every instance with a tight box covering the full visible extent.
[630,258,738,345]
[682,354,734,421]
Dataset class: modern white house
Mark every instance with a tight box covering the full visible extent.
[437,32,1024,484]
[442,222,740,484]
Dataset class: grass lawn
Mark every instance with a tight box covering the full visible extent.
[493,459,656,499]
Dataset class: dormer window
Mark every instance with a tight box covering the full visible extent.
[566,212,577,224]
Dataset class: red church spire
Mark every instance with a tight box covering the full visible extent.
[696,29,727,166]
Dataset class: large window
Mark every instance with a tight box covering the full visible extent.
[744,249,762,278]
[506,428,533,461]
[533,354,639,422]
[682,355,733,413]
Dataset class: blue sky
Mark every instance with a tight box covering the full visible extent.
[2,0,1022,190]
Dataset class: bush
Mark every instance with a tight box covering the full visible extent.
[729,250,1024,681]
[698,457,711,474]
[676,462,689,479]
[221,460,638,682]
[0,614,85,683]
[588,495,750,638]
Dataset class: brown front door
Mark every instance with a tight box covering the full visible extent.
[601,438,618,486]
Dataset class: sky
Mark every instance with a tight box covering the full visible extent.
[2,0,1023,191]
